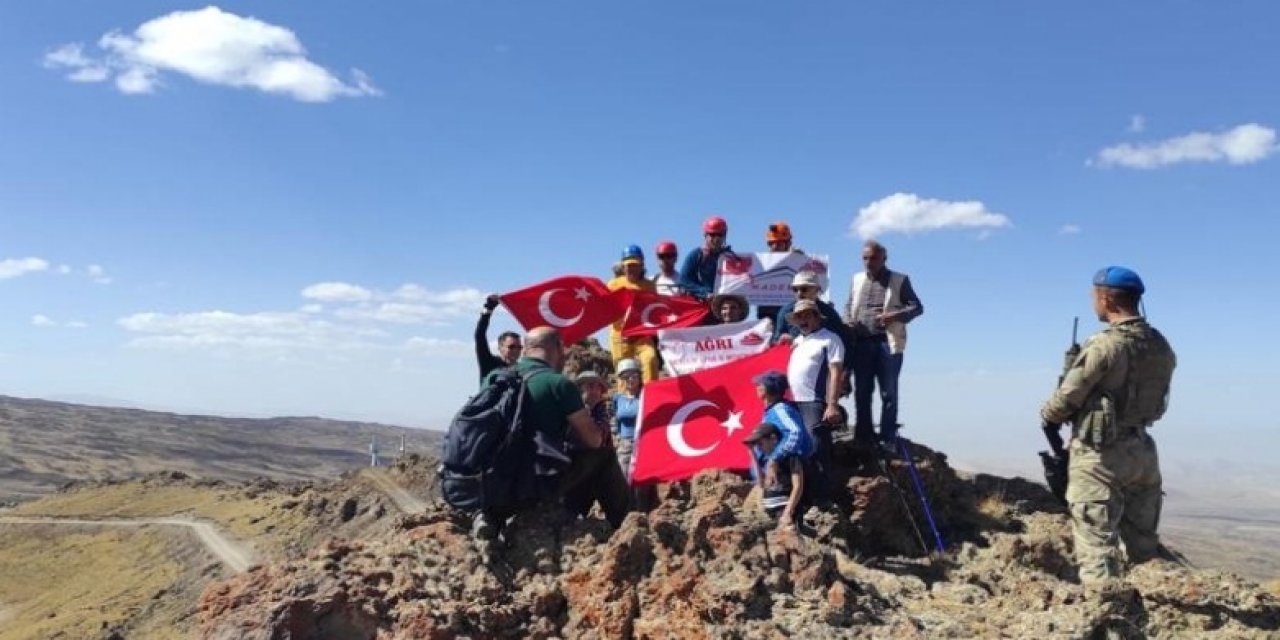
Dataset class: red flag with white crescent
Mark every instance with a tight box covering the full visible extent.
[631,345,792,484]
[499,276,628,345]
[620,291,710,338]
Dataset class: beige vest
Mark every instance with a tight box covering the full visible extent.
[850,271,908,354]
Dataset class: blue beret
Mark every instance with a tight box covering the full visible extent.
[1093,266,1145,295]
[752,370,789,395]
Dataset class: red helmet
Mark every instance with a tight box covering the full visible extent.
[655,240,677,256]
[702,216,728,234]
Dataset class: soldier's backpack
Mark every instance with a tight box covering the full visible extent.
[1115,321,1177,428]
[439,367,550,514]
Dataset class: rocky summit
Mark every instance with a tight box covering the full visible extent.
[196,439,1280,639]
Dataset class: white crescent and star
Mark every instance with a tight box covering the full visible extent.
[667,400,720,457]
[639,302,671,328]
[666,402,747,458]
[537,288,588,327]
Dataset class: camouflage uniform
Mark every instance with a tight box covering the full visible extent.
[1040,318,1176,585]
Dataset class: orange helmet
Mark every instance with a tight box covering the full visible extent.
[702,216,728,234]
[766,221,792,243]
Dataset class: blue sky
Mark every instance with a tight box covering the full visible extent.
[2,2,1278,474]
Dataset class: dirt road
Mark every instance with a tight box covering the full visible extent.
[0,516,254,573]
[362,468,427,513]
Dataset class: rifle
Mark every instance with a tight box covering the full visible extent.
[1040,317,1078,505]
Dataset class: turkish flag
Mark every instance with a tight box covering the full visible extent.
[500,276,628,345]
[631,345,792,484]
[619,291,711,338]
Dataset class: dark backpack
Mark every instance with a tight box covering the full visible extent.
[439,367,550,513]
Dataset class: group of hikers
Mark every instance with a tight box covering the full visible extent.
[469,216,925,535]
[460,214,1177,595]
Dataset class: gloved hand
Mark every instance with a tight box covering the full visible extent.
[1041,420,1066,457]
[484,294,501,312]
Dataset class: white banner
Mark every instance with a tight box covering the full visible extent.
[712,252,830,306]
[659,318,773,376]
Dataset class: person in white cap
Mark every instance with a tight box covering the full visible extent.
[772,271,845,344]
[785,299,845,503]
[611,358,644,480]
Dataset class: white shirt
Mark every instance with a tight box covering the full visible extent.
[653,272,683,297]
[787,328,845,403]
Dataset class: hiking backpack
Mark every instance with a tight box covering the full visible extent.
[439,367,549,514]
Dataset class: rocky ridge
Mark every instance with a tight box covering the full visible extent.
[195,436,1280,639]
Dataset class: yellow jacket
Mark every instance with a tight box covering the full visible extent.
[607,275,656,335]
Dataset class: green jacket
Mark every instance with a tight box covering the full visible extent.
[483,357,584,468]
[1040,318,1176,436]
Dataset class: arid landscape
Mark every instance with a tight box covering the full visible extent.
[0,395,442,639]
[0,395,435,501]
[1,390,1278,638]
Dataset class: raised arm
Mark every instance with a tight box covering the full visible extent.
[474,309,496,364]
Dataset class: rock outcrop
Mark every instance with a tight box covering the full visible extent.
[197,437,1280,639]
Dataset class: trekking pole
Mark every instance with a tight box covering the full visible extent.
[875,453,930,557]
[896,436,946,556]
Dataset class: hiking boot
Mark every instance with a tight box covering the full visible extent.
[471,512,499,541]
[1086,582,1146,639]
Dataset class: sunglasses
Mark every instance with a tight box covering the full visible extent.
[658,253,676,259]
[791,286,816,293]
[705,232,725,238]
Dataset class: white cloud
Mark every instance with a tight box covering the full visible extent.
[31,314,57,327]
[1092,123,1278,169]
[87,264,113,284]
[337,302,461,325]
[850,193,1012,239]
[302,282,373,302]
[404,336,470,355]
[1128,114,1146,133]
[391,284,484,306]
[118,309,377,352]
[43,6,380,102]
[1059,224,1082,235]
[0,257,50,280]
[335,286,485,325]
[120,280,481,359]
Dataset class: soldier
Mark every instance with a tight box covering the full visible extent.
[1040,266,1177,590]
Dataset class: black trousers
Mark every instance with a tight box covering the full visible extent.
[796,401,833,503]
[560,447,632,528]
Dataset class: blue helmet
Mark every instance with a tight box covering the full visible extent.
[1092,266,1145,295]
[621,244,644,262]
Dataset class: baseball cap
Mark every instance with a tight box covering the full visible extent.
[786,298,820,322]
[752,370,788,396]
[574,371,606,387]
[791,271,821,290]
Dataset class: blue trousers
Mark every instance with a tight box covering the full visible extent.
[852,338,903,442]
